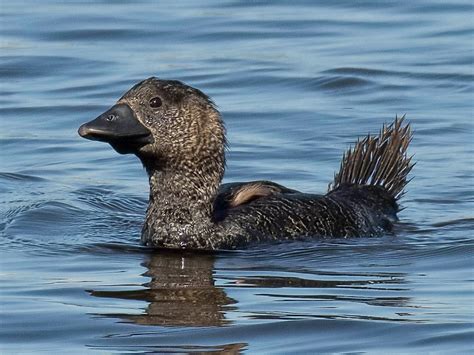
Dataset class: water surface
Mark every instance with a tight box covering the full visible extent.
[1,0,473,353]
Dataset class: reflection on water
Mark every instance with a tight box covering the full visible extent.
[90,249,417,327]
[90,252,235,327]
[234,274,411,311]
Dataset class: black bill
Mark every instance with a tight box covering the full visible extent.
[78,103,152,154]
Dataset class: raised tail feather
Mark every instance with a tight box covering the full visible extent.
[329,116,414,199]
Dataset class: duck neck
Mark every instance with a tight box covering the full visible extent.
[142,156,224,245]
[147,165,221,218]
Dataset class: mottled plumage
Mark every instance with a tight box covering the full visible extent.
[78,77,414,250]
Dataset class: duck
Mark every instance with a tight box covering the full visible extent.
[78,77,414,250]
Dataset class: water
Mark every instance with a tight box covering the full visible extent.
[1,0,473,353]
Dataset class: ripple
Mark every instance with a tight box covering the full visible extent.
[1,188,145,256]
[324,66,474,85]
[0,104,106,117]
[431,217,474,228]
[85,319,473,353]
[0,55,109,79]
[73,186,147,213]
[76,242,150,255]
[323,67,394,77]
[0,172,46,182]
[39,29,160,42]
[315,76,374,90]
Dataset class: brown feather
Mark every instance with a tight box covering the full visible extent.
[329,116,414,200]
[229,183,280,207]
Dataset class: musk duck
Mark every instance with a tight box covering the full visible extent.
[78,77,414,250]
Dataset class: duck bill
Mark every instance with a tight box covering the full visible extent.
[78,103,152,154]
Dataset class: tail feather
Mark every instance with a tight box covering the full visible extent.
[329,116,414,199]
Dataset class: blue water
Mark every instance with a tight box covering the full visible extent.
[1,0,473,353]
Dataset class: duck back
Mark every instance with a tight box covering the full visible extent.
[213,116,413,247]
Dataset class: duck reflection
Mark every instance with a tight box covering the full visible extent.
[90,251,236,327]
[90,248,414,326]
[233,274,411,311]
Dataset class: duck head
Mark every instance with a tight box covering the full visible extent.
[78,77,226,172]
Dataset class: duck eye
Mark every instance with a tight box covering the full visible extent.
[149,97,162,108]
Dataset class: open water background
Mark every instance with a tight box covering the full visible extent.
[1,0,473,353]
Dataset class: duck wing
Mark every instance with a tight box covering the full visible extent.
[213,180,299,221]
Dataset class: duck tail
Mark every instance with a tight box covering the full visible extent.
[329,115,414,200]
